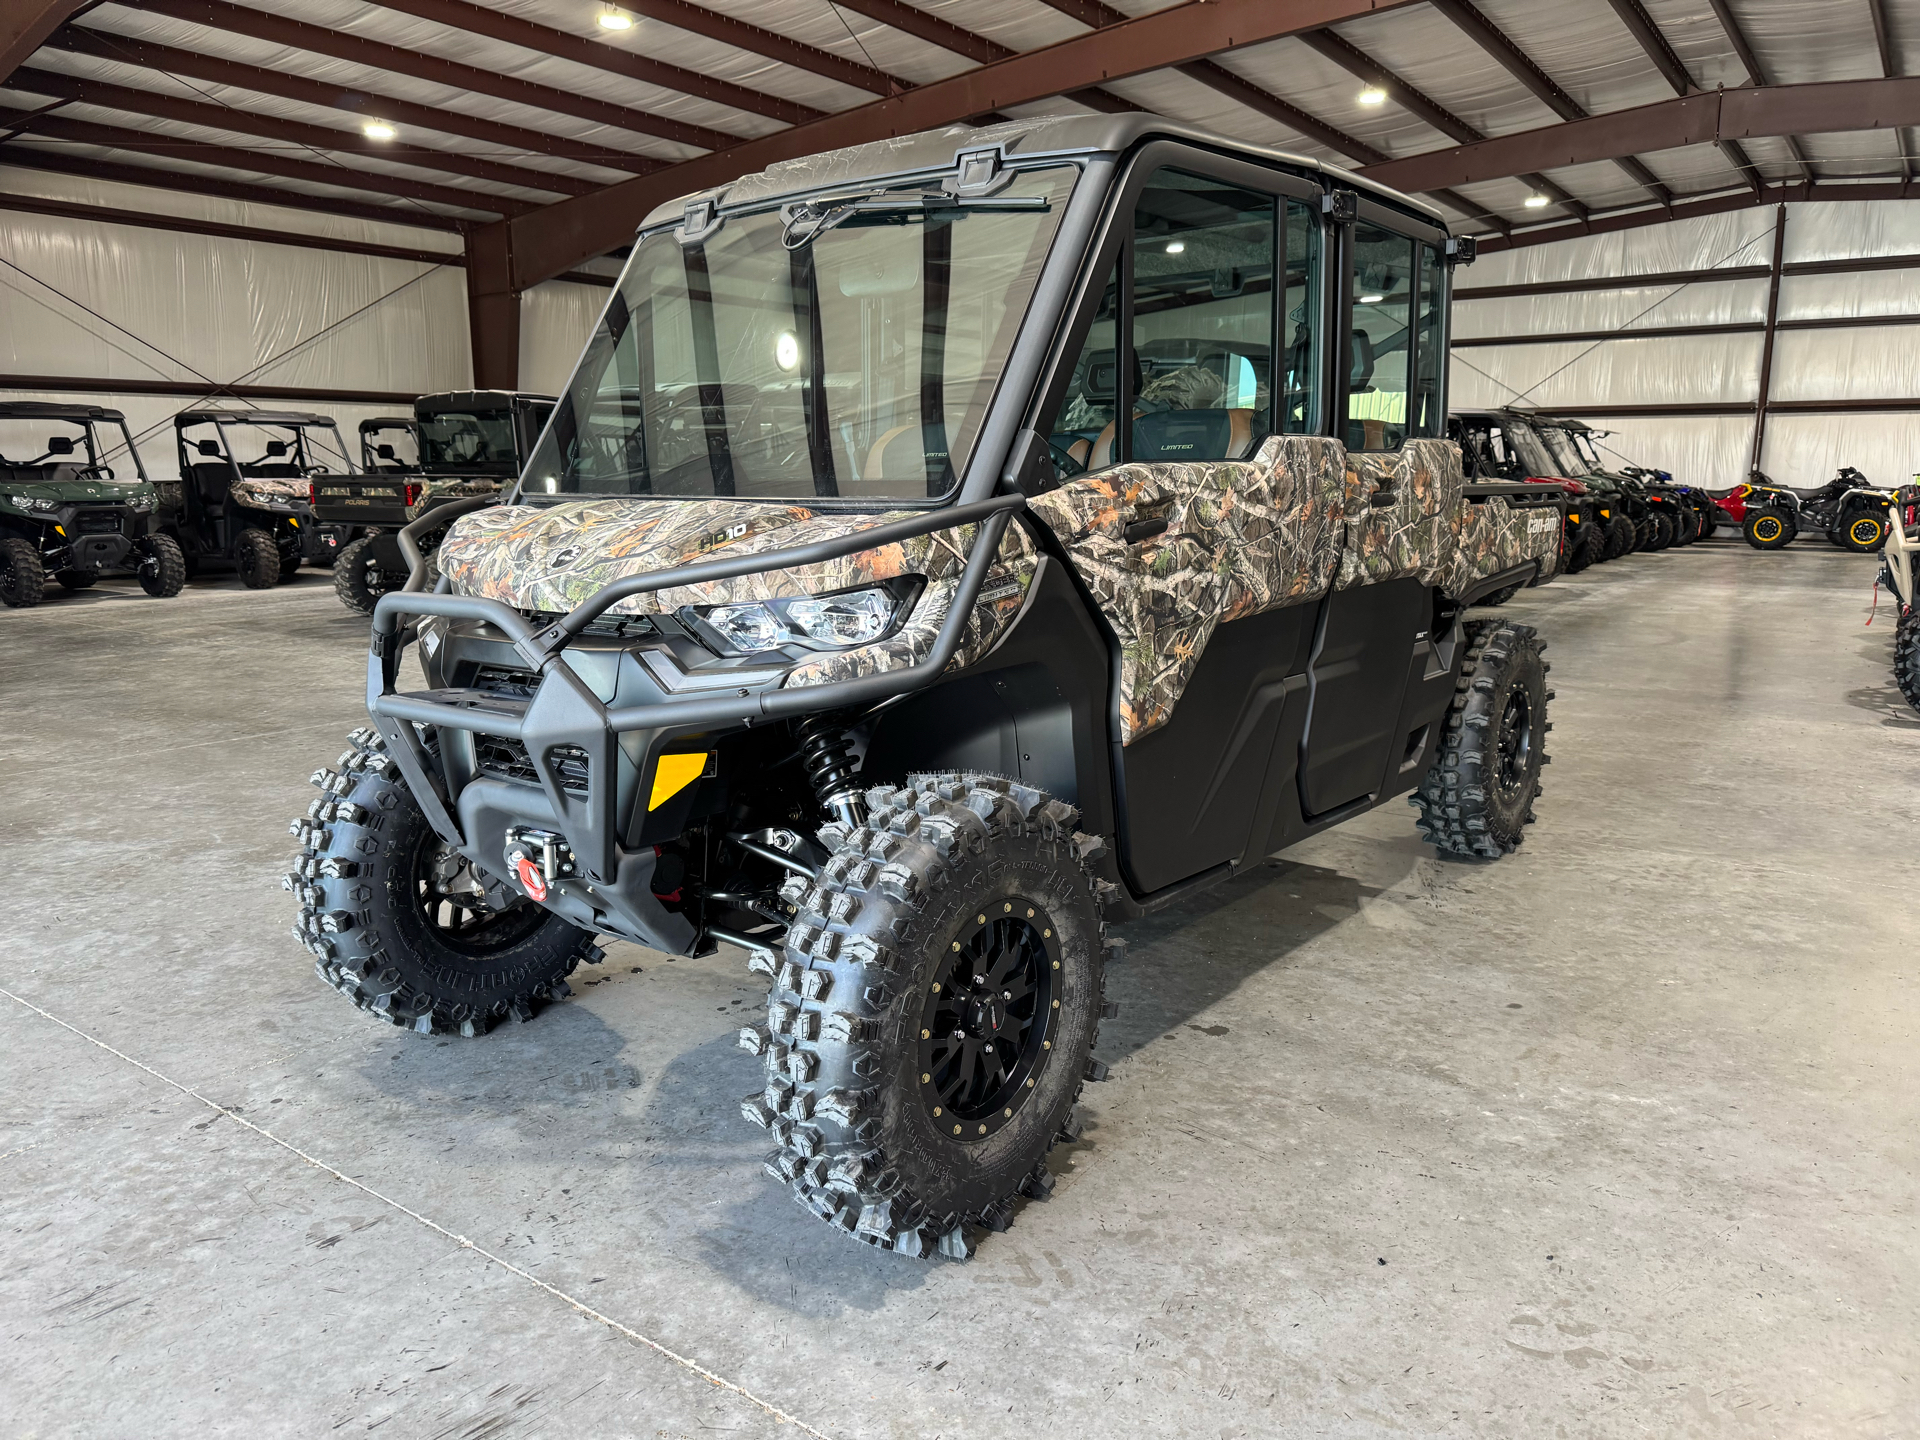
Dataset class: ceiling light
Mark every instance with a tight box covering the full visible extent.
[1524,193,1551,208]
[1359,293,1384,304]
[597,6,633,28]
[774,331,801,372]
[1357,86,1387,106]
[362,121,396,140]
[1165,240,1185,254]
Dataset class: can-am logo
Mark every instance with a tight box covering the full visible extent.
[551,546,581,568]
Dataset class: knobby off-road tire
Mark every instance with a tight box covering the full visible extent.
[1475,582,1523,608]
[0,536,45,607]
[1744,509,1795,550]
[286,726,602,1036]
[137,533,187,598]
[1841,512,1890,553]
[739,772,1115,1260]
[1604,514,1637,559]
[1694,505,1719,540]
[1646,512,1675,551]
[1564,521,1603,574]
[236,527,281,589]
[1669,508,1697,546]
[1896,609,1919,710]
[332,534,425,616]
[1411,620,1551,860]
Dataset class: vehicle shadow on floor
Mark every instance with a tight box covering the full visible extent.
[1850,633,1918,727]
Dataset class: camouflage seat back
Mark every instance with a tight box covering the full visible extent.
[1026,433,1348,743]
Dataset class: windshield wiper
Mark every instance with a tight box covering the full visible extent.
[779,191,1047,250]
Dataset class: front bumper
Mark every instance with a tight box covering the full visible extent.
[362,492,1025,953]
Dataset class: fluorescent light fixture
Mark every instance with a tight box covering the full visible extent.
[1357,86,1387,106]
[1165,240,1185,254]
[1359,294,1384,304]
[362,121,397,140]
[597,6,633,28]
[1524,193,1551,208]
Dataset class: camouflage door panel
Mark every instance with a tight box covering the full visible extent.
[436,498,1038,692]
[1441,495,1564,595]
[1026,434,1350,744]
[1333,438,1462,590]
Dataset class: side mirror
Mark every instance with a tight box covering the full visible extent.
[46,436,76,455]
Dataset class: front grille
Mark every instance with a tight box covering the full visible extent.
[473,665,540,699]
[75,510,124,536]
[475,737,591,796]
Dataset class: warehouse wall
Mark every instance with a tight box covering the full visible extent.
[518,277,610,398]
[0,164,471,481]
[1451,198,1919,492]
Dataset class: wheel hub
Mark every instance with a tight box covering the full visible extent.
[1496,686,1533,798]
[918,898,1059,1142]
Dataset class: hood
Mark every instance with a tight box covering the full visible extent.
[229,474,314,509]
[1,476,155,506]
[438,495,1037,618]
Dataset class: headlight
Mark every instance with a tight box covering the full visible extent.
[690,582,910,655]
[8,494,56,512]
[128,494,154,513]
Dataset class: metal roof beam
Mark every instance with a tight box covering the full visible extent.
[130,0,743,153]
[0,0,87,86]
[585,0,904,96]
[365,0,821,127]
[1704,0,1814,178]
[7,64,594,197]
[47,26,660,176]
[1602,0,1764,194]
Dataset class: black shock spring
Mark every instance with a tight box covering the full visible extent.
[795,714,867,831]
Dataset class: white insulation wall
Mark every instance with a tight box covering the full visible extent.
[1451,199,1920,491]
[518,279,610,398]
[0,165,471,480]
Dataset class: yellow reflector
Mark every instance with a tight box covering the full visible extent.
[648,752,707,810]
[289,517,299,527]
[54,525,65,536]
[1568,512,1580,522]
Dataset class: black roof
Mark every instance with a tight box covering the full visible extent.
[414,390,556,415]
[359,416,418,430]
[0,401,128,422]
[174,409,337,427]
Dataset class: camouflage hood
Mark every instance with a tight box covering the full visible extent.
[229,474,312,509]
[437,496,1039,690]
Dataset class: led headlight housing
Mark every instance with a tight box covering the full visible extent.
[684,577,920,657]
[8,494,57,512]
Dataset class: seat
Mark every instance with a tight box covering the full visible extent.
[859,422,954,495]
[192,461,235,509]
[1132,408,1256,463]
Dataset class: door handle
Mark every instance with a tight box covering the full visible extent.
[1123,517,1168,544]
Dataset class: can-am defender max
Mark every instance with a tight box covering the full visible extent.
[168,409,358,586]
[1450,408,1606,583]
[0,402,185,606]
[317,391,555,614]
[286,117,1563,1260]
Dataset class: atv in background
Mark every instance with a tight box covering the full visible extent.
[166,409,360,587]
[0,402,185,606]
[359,416,421,472]
[1451,408,1605,578]
[1740,467,1898,552]
[285,115,1565,1261]
[317,390,554,614]
[1530,417,1646,556]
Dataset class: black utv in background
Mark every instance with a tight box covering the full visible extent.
[0,402,185,606]
[1450,408,1606,578]
[166,409,358,587]
[316,390,554,613]
[1530,417,1664,554]
[287,115,1564,1261]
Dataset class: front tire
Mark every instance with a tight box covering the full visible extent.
[1604,514,1636,559]
[138,534,187,597]
[0,536,46,607]
[1411,620,1550,860]
[1896,609,1919,709]
[741,773,1111,1259]
[1564,521,1603,573]
[287,727,602,1035]
[1745,509,1795,549]
[1646,512,1675,550]
[332,534,409,616]
[236,527,281,588]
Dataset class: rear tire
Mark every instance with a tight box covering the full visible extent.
[1841,512,1889,552]
[288,727,601,1035]
[1411,620,1550,860]
[236,527,281,588]
[1896,608,1919,710]
[333,534,410,616]
[741,773,1110,1260]
[138,533,187,598]
[0,536,46,607]
[1744,509,1795,550]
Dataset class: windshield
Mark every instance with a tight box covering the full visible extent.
[363,423,419,471]
[1500,419,1561,478]
[1536,424,1592,477]
[420,410,518,471]
[0,416,144,483]
[525,165,1078,501]
[208,422,353,475]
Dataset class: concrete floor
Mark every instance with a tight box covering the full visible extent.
[1,535,1914,1439]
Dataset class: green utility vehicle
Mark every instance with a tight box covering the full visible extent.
[0,401,184,606]
[316,390,554,613]
[286,115,1564,1260]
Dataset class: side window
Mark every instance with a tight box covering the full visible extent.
[1346,223,1416,451]
[1411,242,1445,438]
[1044,258,1119,477]
[1127,170,1275,464]
[1280,198,1321,433]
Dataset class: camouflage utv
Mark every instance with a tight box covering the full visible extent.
[287,116,1563,1260]
[316,391,554,614]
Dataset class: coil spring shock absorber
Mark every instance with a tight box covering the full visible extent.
[795,713,867,831]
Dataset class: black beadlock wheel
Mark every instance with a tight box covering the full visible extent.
[1604,514,1636,559]
[738,772,1113,1261]
[0,536,46,607]
[1646,512,1675,551]
[1896,609,1919,710]
[287,726,602,1035]
[332,534,416,616]
[138,533,187,598]
[1744,509,1795,550]
[1411,620,1551,860]
[236,527,281,588]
